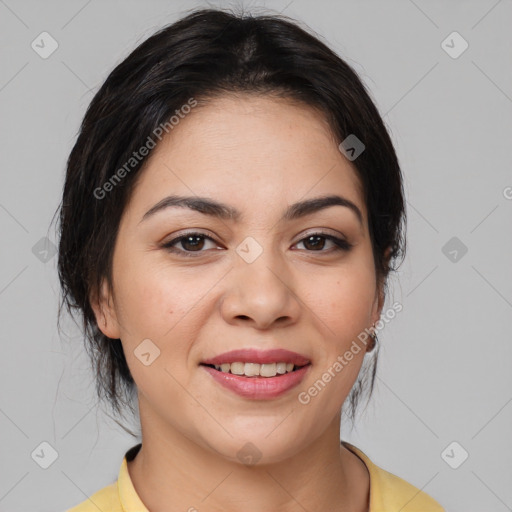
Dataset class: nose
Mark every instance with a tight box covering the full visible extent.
[220,249,302,331]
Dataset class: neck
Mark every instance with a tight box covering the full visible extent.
[127,399,369,512]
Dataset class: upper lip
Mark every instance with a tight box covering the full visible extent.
[201,348,311,366]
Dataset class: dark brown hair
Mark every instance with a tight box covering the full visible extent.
[56,7,406,434]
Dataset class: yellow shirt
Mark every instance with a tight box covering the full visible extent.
[67,441,445,511]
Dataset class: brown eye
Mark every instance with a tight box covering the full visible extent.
[179,235,206,251]
[294,233,353,252]
[302,235,327,250]
[162,233,219,256]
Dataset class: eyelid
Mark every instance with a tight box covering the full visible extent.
[295,227,348,243]
[160,228,220,245]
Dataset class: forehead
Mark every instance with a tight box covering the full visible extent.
[127,94,366,223]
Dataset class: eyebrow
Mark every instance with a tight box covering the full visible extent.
[140,194,363,226]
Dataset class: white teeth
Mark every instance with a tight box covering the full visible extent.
[212,361,299,377]
[276,362,287,374]
[244,363,260,376]
[260,363,277,377]
[230,362,245,375]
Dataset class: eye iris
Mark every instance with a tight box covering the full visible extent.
[304,235,325,250]
[182,235,205,251]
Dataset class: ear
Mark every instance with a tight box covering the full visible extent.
[89,278,121,339]
[370,246,392,326]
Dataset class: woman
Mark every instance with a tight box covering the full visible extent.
[60,7,444,511]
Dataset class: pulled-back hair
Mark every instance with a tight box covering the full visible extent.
[57,7,406,434]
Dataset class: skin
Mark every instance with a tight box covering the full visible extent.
[92,94,390,512]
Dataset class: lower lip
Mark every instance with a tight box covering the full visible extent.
[201,364,310,400]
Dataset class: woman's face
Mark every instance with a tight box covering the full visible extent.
[95,94,385,463]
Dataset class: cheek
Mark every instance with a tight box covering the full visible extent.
[114,256,199,336]
[114,270,197,396]
[308,264,375,402]
[116,276,173,334]
[113,261,212,374]
[306,263,376,340]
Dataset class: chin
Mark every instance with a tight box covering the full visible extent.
[203,428,307,467]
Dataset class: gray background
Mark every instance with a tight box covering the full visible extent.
[1,0,511,511]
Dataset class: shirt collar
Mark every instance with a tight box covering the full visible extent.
[118,443,149,512]
[341,440,378,510]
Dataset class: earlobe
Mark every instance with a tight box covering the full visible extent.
[89,279,121,339]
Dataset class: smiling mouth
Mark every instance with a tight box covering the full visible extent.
[200,362,311,378]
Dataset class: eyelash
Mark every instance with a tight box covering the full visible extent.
[161,231,353,257]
